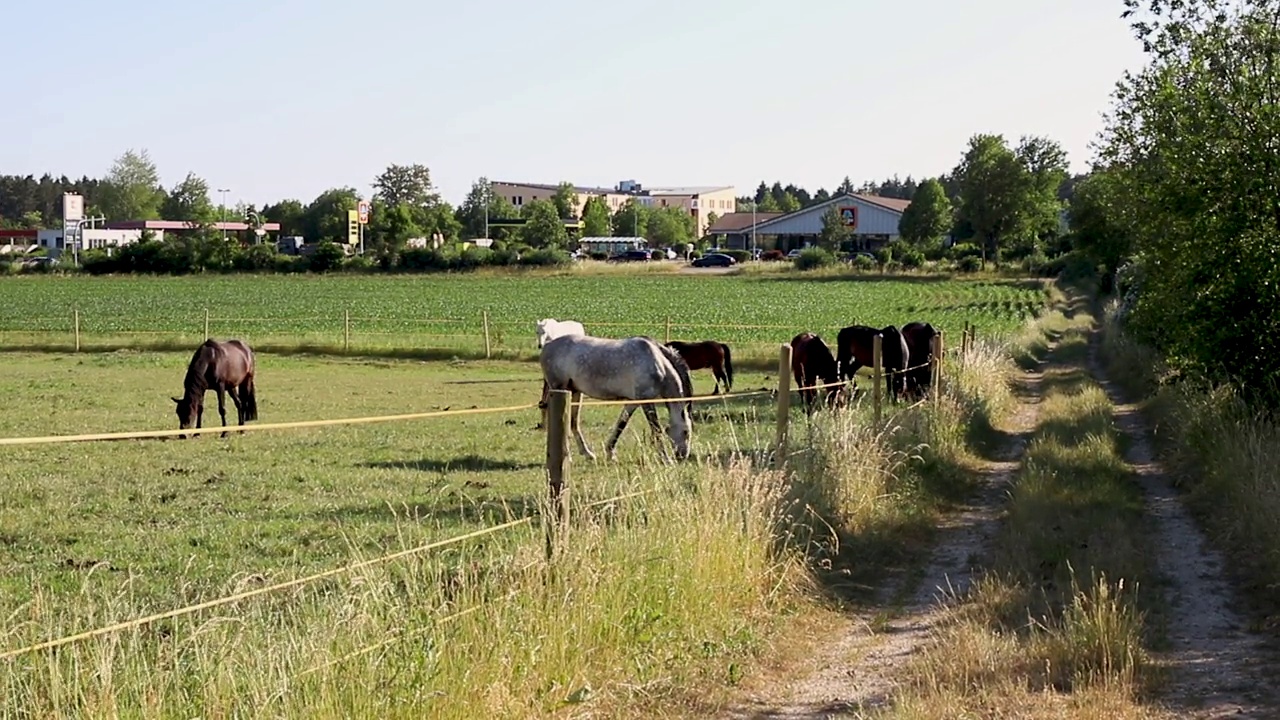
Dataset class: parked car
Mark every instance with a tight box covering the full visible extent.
[608,249,651,262]
[691,252,737,268]
[785,249,803,259]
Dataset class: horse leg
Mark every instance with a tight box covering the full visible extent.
[641,404,672,462]
[216,386,229,438]
[605,404,639,462]
[536,380,549,430]
[569,391,596,461]
[712,362,724,395]
[227,386,244,425]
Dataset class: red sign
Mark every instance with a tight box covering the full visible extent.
[357,201,370,224]
[838,206,857,228]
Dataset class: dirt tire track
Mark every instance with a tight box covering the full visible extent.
[722,347,1055,719]
[1087,334,1280,720]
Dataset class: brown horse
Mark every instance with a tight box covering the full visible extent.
[901,321,938,399]
[172,339,258,438]
[790,333,843,413]
[835,324,910,403]
[665,340,734,394]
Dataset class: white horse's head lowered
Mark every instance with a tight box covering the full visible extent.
[535,318,586,348]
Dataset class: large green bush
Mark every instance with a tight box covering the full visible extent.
[794,248,836,271]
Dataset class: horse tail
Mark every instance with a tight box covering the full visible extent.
[719,342,734,391]
[242,373,259,422]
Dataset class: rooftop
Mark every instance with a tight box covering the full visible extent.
[491,180,733,198]
[105,220,283,231]
[707,212,785,234]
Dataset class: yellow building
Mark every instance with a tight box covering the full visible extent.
[491,180,735,239]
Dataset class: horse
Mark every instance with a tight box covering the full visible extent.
[790,332,844,413]
[171,339,258,438]
[539,334,693,461]
[535,318,586,348]
[665,340,734,394]
[901,321,939,399]
[835,324,910,403]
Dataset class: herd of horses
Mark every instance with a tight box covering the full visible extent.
[170,317,938,461]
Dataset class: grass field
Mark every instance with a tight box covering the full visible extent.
[0,272,1049,362]
[0,270,1053,716]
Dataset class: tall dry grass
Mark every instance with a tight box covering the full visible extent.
[1100,298,1280,625]
[868,293,1168,719]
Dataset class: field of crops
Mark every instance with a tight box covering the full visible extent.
[0,272,1049,361]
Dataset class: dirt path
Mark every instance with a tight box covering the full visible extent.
[722,350,1053,719]
[1087,337,1280,720]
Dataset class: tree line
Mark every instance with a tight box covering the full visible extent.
[1066,0,1280,410]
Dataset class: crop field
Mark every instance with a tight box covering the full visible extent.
[0,273,1049,362]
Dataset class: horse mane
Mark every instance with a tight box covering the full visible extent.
[656,343,695,412]
[183,340,216,395]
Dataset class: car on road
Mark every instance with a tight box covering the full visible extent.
[690,252,737,268]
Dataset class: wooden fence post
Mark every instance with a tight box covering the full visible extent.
[665,316,672,344]
[343,310,351,352]
[483,310,492,359]
[73,308,80,352]
[873,333,883,425]
[545,389,571,560]
[204,308,210,341]
[932,332,944,406]
[774,343,792,470]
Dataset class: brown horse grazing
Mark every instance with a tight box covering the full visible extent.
[835,324,910,403]
[665,340,734,394]
[172,339,258,438]
[901,321,938,399]
[790,333,844,413]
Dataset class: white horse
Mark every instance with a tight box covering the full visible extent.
[535,318,586,348]
[539,335,693,461]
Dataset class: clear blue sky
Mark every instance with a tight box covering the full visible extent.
[2,0,1147,207]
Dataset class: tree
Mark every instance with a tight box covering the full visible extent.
[301,187,360,243]
[372,163,440,209]
[522,199,568,248]
[611,199,649,238]
[262,199,306,236]
[818,206,851,252]
[812,188,831,204]
[21,210,43,228]
[1068,169,1131,281]
[551,182,579,219]
[456,177,518,239]
[161,172,217,224]
[954,134,1029,267]
[757,193,781,213]
[779,193,801,213]
[581,196,612,237]
[1015,135,1070,245]
[1097,0,1280,401]
[366,201,421,265]
[647,206,696,247]
[100,149,164,221]
[704,211,719,237]
[836,176,855,194]
[898,178,953,246]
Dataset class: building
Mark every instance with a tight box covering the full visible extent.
[35,220,282,257]
[705,211,785,249]
[490,179,736,240]
[709,192,911,252]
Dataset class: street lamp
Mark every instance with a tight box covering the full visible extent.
[218,188,230,240]
[751,201,757,258]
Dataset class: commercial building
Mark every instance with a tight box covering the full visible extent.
[491,179,736,240]
[707,192,911,252]
[35,221,281,257]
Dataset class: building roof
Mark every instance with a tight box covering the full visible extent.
[707,212,785,234]
[105,220,282,231]
[491,180,617,195]
[748,192,911,234]
[491,180,734,198]
[646,186,734,196]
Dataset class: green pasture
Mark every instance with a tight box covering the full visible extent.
[0,273,1048,363]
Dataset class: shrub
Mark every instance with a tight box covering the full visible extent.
[897,246,925,269]
[794,247,836,271]
[721,249,751,263]
[518,248,571,267]
[957,256,982,273]
[874,246,893,266]
[848,253,876,271]
[344,255,376,272]
[309,242,346,273]
[79,250,117,275]
[948,242,983,261]
[235,244,280,272]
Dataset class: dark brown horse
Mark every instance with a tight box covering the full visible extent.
[901,321,938,399]
[790,332,843,413]
[835,324,910,403]
[665,340,734,394]
[172,339,258,438]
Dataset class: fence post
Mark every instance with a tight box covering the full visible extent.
[665,316,672,344]
[545,389,571,560]
[935,331,945,406]
[482,310,492,359]
[204,308,210,341]
[343,310,351,352]
[73,308,80,352]
[873,333,883,425]
[774,343,792,470]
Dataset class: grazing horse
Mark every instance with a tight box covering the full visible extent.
[790,332,843,413]
[901,321,938,399]
[665,340,734,394]
[835,324,911,403]
[171,339,258,438]
[539,335,694,461]
[535,318,586,348]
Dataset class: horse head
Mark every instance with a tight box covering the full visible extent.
[667,404,692,460]
[172,395,199,436]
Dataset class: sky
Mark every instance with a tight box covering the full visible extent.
[2,0,1149,208]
